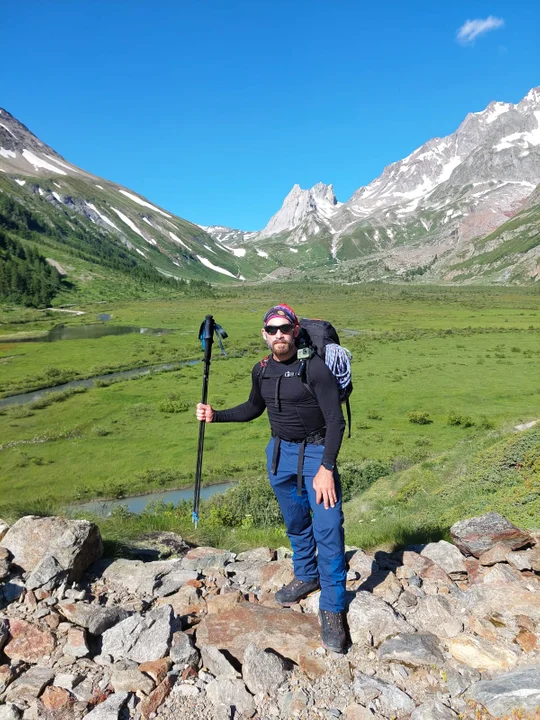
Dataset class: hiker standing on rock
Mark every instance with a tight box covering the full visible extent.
[196,304,348,653]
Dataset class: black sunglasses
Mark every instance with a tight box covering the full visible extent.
[264,323,295,335]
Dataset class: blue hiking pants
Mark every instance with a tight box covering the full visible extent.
[266,437,347,612]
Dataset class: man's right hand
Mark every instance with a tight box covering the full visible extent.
[196,403,214,423]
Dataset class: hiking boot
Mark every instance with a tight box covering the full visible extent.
[319,609,347,653]
[275,577,320,606]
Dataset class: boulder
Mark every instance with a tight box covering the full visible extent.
[200,645,239,678]
[378,632,445,667]
[0,704,22,720]
[4,665,54,701]
[372,572,402,604]
[84,692,128,720]
[0,515,102,583]
[138,657,172,684]
[353,671,415,717]
[448,634,519,670]
[408,594,464,638]
[410,701,458,719]
[102,558,197,597]
[101,605,173,662]
[0,618,8,651]
[347,591,415,646]
[169,630,200,668]
[206,677,255,717]
[236,547,275,563]
[259,559,295,593]
[242,642,288,695]
[110,666,155,694]
[40,685,74,711]
[420,540,467,579]
[56,601,129,635]
[450,513,533,558]
[346,548,379,578]
[0,546,10,580]
[466,666,540,718]
[0,664,15,694]
[195,604,323,674]
[3,618,55,663]
[63,626,89,658]
[181,546,235,572]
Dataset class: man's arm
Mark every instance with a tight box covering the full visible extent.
[207,365,266,423]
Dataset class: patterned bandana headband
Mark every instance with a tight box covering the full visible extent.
[263,304,298,326]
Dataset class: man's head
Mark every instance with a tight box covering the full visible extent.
[262,304,299,359]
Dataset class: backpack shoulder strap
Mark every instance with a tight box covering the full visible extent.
[257,355,271,382]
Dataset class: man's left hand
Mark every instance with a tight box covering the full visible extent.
[313,467,337,509]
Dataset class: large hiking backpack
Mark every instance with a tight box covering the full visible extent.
[297,318,353,437]
[259,317,353,437]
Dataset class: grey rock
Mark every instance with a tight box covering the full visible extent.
[57,600,129,635]
[153,569,199,598]
[5,666,54,701]
[408,594,464,638]
[181,546,235,573]
[102,558,195,597]
[507,550,532,571]
[101,604,173,662]
[0,515,102,582]
[227,560,266,589]
[420,541,467,579]
[278,688,309,718]
[236,547,275,563]
[110,666,154,694]
[444,665,480,697]
[169,630,200,668]
[410,700,458,720]
[0,617,8,651]
[242,643,288,695]
[346,548,379,578]
[354,671,415,717]
[200,645,239,678]
[0,705,22,720]
[206,677,255,717]
[348,591,415,646]
[0,521,9,541]
[25,554,69,591]
[83,692,128,720]
[378,632,445,667]
[450,512,533,558]
[53,673,83,690]
[466,666,540,717]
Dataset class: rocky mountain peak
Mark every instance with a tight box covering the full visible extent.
[259,182,339,238]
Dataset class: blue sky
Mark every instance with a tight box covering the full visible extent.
[2,1,539,230]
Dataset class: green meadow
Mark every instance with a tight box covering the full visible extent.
[1,283,539,551]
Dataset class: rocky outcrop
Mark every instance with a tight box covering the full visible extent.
[0,513,539,719]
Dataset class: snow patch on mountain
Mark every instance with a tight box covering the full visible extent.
[85,202,120,231]
[118,189,172,218]
[22,149,67,175]
[197,255,239,278]
[169,231,189,250]
[111,207,146,239]
[0,148,16,159]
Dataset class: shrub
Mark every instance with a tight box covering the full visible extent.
[158,399,190,413]
[407,411,432,425]
[366,409,383,421]
[447,412,475,428]
[340,460,392,502]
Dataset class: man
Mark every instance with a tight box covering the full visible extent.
[196,304,347,652]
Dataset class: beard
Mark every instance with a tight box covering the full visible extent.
[266,336,295,357]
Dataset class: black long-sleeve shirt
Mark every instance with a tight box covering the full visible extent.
[213,354,345,466]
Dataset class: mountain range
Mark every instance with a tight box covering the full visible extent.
[1,88,540,298]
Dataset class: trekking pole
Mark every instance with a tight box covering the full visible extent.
[192,315,227,528]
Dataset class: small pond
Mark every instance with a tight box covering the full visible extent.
[75,481,235,516]
[3,324,173,343]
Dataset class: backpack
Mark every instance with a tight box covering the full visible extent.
[260,318,353,438]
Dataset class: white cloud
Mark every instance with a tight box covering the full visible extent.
[457,16,504,44]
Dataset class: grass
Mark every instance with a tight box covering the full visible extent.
[0,283,539,551]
